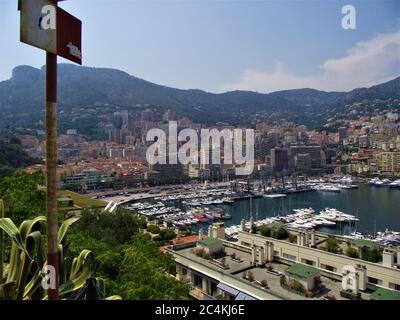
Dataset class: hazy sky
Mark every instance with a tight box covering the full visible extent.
[1,0,399,93]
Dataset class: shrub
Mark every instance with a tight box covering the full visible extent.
[261,279,268,288]
[322,236,342,254]
[360,246,382,263]
[345,246,359,258]
[137,218,147,229]
[288,279,306,294]
[274,227,289,240]
[247,271,254,282]
[203,252,211,260]
[193,247,205,257]
[153,235,163,242]
[260,226,272,237]
[192,247,211,260]
[260,224,288,239]
[289,234,297,243]
[147,224,161,234]
[159,229,176,241]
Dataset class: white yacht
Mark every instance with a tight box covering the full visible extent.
[317,208,359,222]
[368,178,380,185]
[389,180,400,188]
[318,185,341,193]
[374,178,391,187]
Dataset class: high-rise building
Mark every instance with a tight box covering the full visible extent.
[114,110,129,127]
[163,109,176,122]
[294,153,312,173]
[141,108,156,122]
[271,148,288,172]
[376,152,400,173]
[289,146,322,168]
[338,127,347,143]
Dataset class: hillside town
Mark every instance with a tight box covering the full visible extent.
[6,104,398,192]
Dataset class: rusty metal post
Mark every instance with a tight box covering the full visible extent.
[46,51,59,300]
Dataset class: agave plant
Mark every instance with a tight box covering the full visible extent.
[0,200,120,300]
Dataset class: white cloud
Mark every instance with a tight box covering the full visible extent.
[220,31,400,93]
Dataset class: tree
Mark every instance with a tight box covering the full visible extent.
[0,140,39,179]
[0,172,45,224]
[360,246,382,263]
[323,236,342,254]
[147,225,161,234]
[274,227,289,240]
[118,235,189,299]
[345,246,359,258]
[67,209,189,299]
[259,226,272,237]
[260,224,288,240]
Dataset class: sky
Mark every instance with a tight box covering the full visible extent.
[0,0,399,93]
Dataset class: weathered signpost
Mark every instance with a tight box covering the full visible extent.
[18,0,82,300]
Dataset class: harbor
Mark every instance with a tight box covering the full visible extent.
[111,178,400,246]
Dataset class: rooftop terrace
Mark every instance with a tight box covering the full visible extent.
[286,263,320,279]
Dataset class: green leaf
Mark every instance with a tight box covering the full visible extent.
[58,250,95,298]
[0,218,26,254]
[58,216,80,245]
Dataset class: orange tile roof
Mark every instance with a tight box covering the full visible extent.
[159,234,199,253]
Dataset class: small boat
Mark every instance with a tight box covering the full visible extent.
[374,179,390,186]
[389,180,400,188]
[318,185,341,193]
[263,194,287,198]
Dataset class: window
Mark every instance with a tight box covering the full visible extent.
[367,277,382,285]
[301,258,315,266]
[389,282,400,291]
[193,274,202,288]
[283,253,296,261]
[182,267,188,278]
[321,264,336,272]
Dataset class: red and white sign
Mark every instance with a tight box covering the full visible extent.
[19,0,82,64]
[56,7,82,64]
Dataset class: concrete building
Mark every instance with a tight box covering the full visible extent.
[167,222,400,300]
[289,146,322,169]
[294,153,312,173]
[238,230,400,291]
[376,152,400,174]
[338,127,348,143]
[196,237,223,256]
[284,263,321,292]
[271,148,288,172]
[141,108,156,122]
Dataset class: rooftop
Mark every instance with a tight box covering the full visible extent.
[371,288,400,300]
[351,239,378,249]
[285,263,320,279]
[197,237,222,247]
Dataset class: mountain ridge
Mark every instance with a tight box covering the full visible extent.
[0,64,399,128]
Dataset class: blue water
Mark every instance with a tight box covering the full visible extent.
[214,185,400,235]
